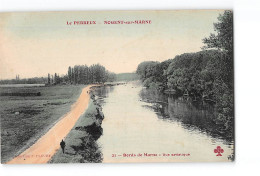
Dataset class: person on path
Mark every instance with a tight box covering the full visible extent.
[60,139,66,154]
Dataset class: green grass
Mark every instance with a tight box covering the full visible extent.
[49,99,102,163]
[0,85,85,163]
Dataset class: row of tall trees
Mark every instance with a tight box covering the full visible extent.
[46,64,116,85]
[47,73,63,85]
[66,64,116,84]
[136,11,234,135]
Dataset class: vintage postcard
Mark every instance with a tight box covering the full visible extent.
[0,10,234,164]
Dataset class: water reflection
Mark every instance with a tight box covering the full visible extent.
[93,85,115,105]
[95,82,234,162]
[139,88,234,143]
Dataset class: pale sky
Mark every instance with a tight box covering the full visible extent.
[0,10,224,79]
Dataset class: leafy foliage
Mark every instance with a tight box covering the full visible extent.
[67,64,115,84]
[136,11,234,138]
[136,60,172,90]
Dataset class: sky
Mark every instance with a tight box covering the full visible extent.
[0,10,224,79]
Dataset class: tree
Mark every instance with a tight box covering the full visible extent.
[203,10,234,135]
[51,75,54,84]
[202,11,233,54]
[68,66,72,83]
[202,10,233,88]
[48,73,51,84]
[136,61,158,81]
[54,73,57,84]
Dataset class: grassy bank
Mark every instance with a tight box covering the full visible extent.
[0,85,85,163]
[49,99,103,163]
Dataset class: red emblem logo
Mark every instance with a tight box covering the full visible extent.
[214,146,224,156]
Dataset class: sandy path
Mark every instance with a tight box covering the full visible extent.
[7,85,95,164]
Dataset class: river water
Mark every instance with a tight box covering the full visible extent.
[94,81,234,163]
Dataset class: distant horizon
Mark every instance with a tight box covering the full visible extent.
[0,70,139,80]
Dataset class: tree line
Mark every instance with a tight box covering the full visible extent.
[136,11,234,135]
[0,64,116,85]
[48,64,116,85]
[0,77,47,84]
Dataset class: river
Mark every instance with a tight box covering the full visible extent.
[94,81,234,163]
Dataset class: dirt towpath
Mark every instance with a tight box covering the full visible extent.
[7,85,96,164]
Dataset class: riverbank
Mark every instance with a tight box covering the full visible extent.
[4,85,96,164]
[0,85,85,163]
[49,98,104,163]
